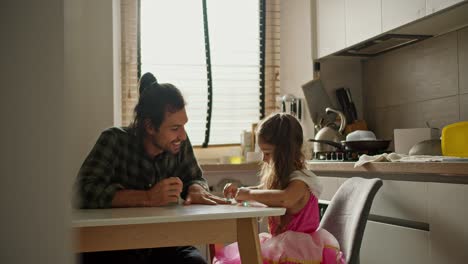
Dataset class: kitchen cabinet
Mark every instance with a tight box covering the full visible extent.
[316,0,346,58]
[382,0,426,32]
[360,221,430,264]
[317,176,344,200]
[319,177,431,264]
[314,0,468,59]
[426,0,465,15]
[428,183,468,264]
[344,0,382,47]
[370,180,428,222]
[310,163,468,264]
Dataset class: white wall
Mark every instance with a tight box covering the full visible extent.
[64,0,120,177]
[0,0,120,263]
[280,0,315,140]
[1,0,73,263]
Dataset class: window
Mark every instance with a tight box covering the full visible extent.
[120,0,280,147]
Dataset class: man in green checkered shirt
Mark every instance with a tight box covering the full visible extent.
[74,73,227,264]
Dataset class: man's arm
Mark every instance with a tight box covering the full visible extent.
[176,138,229,205]
[73,130,124,209]
[111,189,148,207]
[176,138,209,198]
[112,177,183,207]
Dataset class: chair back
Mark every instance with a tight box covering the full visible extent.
[319,177,383,264]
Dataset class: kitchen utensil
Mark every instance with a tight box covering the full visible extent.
[312,108,347,152]
[309,139,345,151]
[346,130,376,141]
[343,140,391,152]
[345,88,358,121]
[302,79,335,129]
[335,87,358,124]
[309,139,391,152]
[409,139,442,156]
[281,94,302,120]
[335,88,352,123]
[441,121,468,157]
[344,119,368,134]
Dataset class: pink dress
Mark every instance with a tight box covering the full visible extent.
[213,194,346,264]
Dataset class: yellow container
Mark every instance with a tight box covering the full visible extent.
[441,121,468,157]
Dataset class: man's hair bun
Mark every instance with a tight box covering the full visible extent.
[138,72,158,95]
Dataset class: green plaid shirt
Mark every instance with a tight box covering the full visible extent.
[74,127,207,209]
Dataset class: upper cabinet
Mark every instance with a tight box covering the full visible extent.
[345,0,382,47]
[316,0,346,58]
[382,0,426,32]
[426,0,465,14]
[314,0,468,59]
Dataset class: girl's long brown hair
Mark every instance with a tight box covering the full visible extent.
[257,113,305,191]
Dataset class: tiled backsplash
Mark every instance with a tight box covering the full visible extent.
[362,26,468,149]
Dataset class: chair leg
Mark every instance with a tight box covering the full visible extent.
[208,244,216,262]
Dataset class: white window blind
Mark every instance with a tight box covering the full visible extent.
[121,0,281,146]
[140,0,261,146]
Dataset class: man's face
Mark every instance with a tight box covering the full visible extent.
[146,108,188,155]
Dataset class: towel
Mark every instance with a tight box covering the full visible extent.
[354,153,468,167]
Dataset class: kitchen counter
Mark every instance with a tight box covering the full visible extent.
[200,161,468,184]
[202,161,468,176]
[306,161,468,184]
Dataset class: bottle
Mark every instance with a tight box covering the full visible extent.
[241,130,252,159]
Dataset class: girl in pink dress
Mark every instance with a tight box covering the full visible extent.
[214,113,346,264]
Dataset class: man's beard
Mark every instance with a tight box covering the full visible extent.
[152,137,180,154]
[151,137,166,153]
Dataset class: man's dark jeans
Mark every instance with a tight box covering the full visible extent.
[79,246,207,264]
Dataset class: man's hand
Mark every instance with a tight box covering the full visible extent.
[184,184,231,205]
[146,177,183,206]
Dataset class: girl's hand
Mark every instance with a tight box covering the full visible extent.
[234,187,250,202]
[223,182,238,199]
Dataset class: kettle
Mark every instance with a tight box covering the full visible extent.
[312,108,347,153]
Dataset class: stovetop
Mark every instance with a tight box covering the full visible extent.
[312,150,389,162]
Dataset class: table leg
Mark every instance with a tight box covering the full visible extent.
[237,218,262,264]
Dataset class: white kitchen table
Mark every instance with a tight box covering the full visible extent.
[72,204,285,264]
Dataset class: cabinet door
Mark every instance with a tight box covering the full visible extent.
[316,0,346,58]
[426,0,465,14]
[370,180,428,222]
[345,0,382,47]
[360,221,430,264]
[382,0,426,32]
[317,176,343,200]
[428,183,468,264]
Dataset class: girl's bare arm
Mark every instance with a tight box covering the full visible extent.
[235,180,308,209]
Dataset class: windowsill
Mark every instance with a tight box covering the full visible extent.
[200,163,261,172]
[194,145,243,164]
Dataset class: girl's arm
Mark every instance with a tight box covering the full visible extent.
[245,183,264,190]
[223,183,264,198]
[235,180,308,209]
